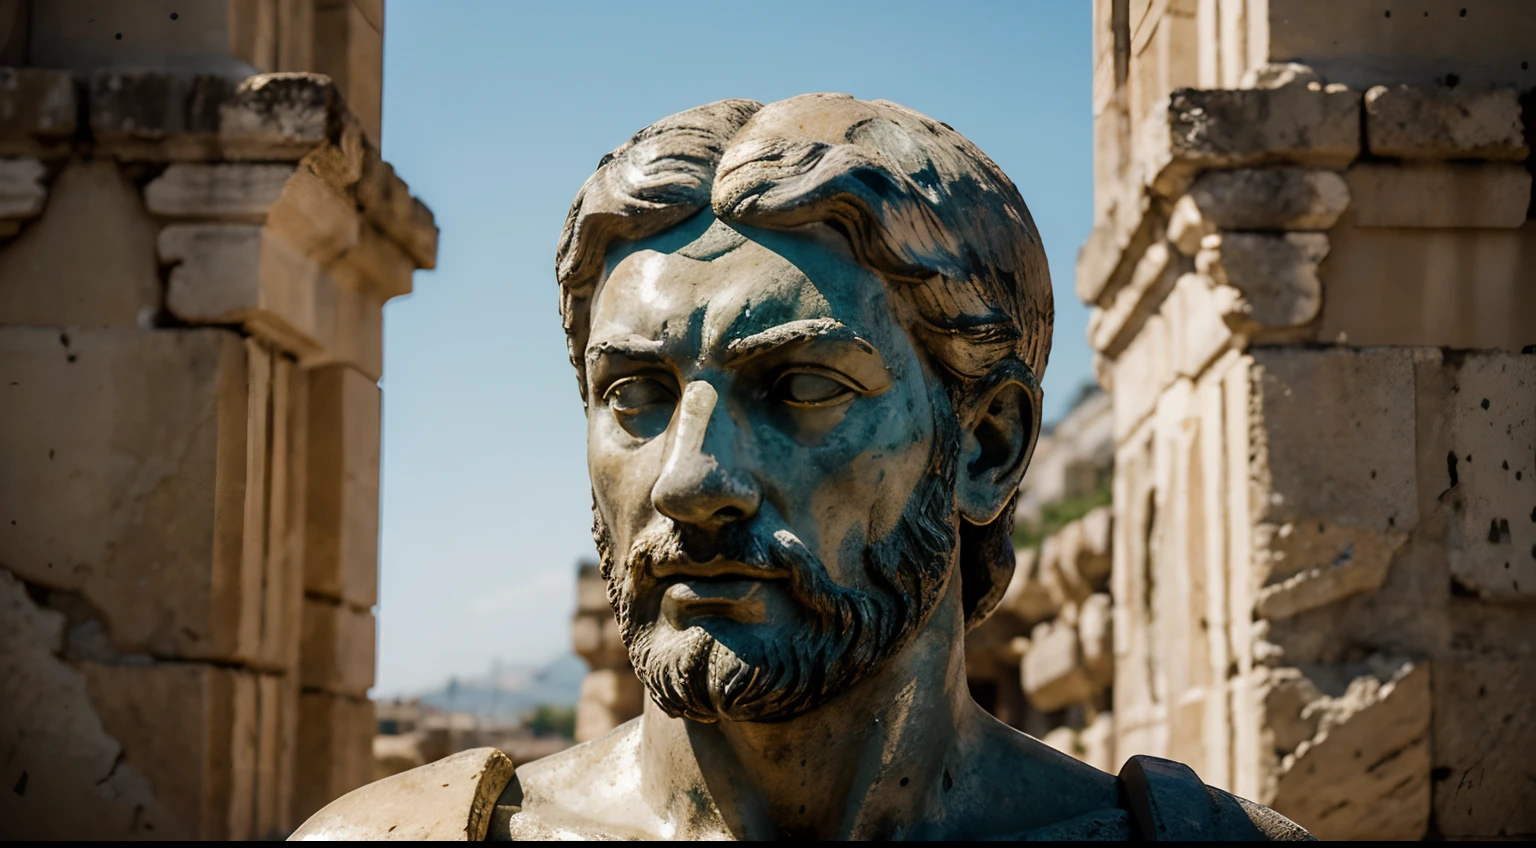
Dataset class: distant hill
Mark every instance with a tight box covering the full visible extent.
[411,653,588,723]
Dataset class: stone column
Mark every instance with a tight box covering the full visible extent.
[1081,0,1534,840]
[570,561,645,743]
[0,2,432,838]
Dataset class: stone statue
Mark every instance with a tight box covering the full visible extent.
[292,94,1313,841]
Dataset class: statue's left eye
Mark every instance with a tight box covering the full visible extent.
[774,370,855,408]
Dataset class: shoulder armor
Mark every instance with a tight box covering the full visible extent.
[289,747,515,841]
[1118,755,1315,841]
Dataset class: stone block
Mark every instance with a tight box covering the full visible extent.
[1040,522,1093,609]
[252,673,292,839]
[1433,660,1536,837]
[1264,4,1536,91]
[1078,592,1114,688]
[574,667,646,744]
[300,597,376,698]
[1163,272,1239,379]
[1077,506,1114,587]
[1111,312,1172,442]
[1078,711,1116,774]
[1247,348,1418,615]
[313,0,383,148]
[304,365,381,608]
[1364,85,1527,161]
[1022,620,1096,712]
[29,0,284,75]
[1270,660,1431,841]
[1147,84,1360,197]
[82,661,262,840]
[0,569,174,840]
[356,155,439,271]
[88,70,236,161]
[1316,217,1536,352]
[1089,242,1181,357]
[219,73,339,161]
[0,157,46,219]
[575,562,609,613]
[0,327,273,663]
[158,222,384,377]
[0,160,162,326]
[1346,163,1531,229]
[1075,190,1158,307]
[0,68,78,158]
[1197,232,1328,334]
[1442,353,1536,601]
[1180,168,1349,234]
[290,691,373,827]
[998,547,1058,626]
[144,163,294,222]
[263,357,309,671]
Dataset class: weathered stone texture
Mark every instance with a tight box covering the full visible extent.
[1178,167,1349,235]
[0,327,264,661]
[574,668,646,745]
[1197,232,1328,333]
[1432,660,1536,837]
[0,68,77,157]
[1247,348,1416,615]
[291,691,374,827]
[0,156,46,219]
[1316,217,1536,353]
[1022,619,1095,713]
[300,597,377,698]
[1149,83,1360,196]
[1345,163,1531,229]
[1364,85,1528,161]
[303,365,382,608]
[1442,353,1535,601]
[1268,660,1431,841]
[0,569,176,840]
[0,161,163,326]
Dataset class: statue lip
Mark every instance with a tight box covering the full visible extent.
[650,557,790,582]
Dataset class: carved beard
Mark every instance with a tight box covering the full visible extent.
[591,407,960,724]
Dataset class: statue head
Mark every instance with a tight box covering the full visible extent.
[556,93,1051,724]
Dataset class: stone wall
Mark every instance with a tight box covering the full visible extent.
[1082,0,1535,839]
[0,2,432,839]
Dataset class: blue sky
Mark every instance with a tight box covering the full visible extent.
[376,0,1093,695]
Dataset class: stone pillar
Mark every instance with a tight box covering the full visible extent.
[0,3,434,838]
[1082,0,1534,840]
[570,561,645,743]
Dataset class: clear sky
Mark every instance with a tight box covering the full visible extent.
[375,0,1093,696]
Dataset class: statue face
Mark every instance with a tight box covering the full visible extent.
[585,215,961,722]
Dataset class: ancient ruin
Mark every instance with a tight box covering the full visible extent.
[0,1,431,839]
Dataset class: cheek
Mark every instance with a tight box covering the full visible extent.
[587,412,665,538]
[771,381,937,573]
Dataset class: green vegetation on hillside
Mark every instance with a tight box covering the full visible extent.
[1011,483,1112,552]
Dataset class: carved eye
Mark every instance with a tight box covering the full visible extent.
[774,370,857,408]
[604,377,676,438]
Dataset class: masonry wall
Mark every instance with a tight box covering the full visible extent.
[0,1,432,838]
[1082,0,1535,839]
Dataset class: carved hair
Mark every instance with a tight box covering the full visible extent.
[556,93,1054,627]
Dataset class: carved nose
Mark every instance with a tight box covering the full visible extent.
[651,381,760,529]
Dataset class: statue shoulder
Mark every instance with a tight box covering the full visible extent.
[289,747,516,841]
[1116,755,1315,842]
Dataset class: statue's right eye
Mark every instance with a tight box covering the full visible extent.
[604,377,676,438]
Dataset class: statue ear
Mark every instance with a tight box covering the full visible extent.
[954,363,1040,526]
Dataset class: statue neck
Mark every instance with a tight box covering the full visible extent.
[635,581,975,840]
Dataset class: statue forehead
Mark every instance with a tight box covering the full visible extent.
[589,219,903,350]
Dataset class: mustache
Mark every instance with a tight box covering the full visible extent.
[615,516,859,630]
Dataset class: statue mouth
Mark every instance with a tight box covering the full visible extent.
[659,575,775,625]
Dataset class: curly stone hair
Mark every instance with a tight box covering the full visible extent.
[555,93,1054,628]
